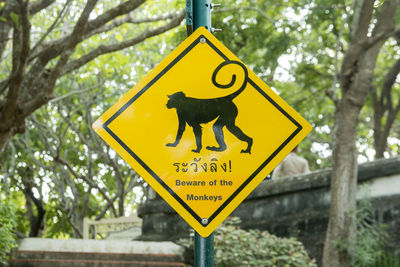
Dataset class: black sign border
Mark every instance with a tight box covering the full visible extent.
[103,34,302,227]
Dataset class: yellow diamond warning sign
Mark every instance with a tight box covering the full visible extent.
[92,27,312,237]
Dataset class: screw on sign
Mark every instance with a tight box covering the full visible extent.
[92,27,312,237]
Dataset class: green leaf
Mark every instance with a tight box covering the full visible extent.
[115,33,123,42]
[10,12,19,26]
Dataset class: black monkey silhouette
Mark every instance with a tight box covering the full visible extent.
[166,60,253,154]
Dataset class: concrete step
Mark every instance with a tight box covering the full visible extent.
[11,250,184,267]
[10,238,185,267]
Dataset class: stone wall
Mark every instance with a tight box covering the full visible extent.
[137,157,400,264]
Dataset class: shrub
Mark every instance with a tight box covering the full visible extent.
[0,199,17,265]
[335,197,390,266]
[178,217,316,266]
[354,200,389,266]
[214,217,316,267]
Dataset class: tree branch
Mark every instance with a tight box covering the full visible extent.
[19,0,98,119]
[0,23,11,60]
[95,196,119,220]
[47,0,98,83]
[30,0,72,55]
[18,1,158,122]
[85,0,145,32]
[2,0,30,127]
[325,89,339,106]
[350,0,374,40]
[62,11,184,75]
[369,85,380,114]
[342,0,374,77]
[64,209,83,238]
[54,155,115,211]
[0,78,10,96]
[341,0,396,91]
[28,0,55,15]
[81,185,93,218]
[29,0,146,61]
[88,10,182,37]
[213,6,275,24]
[49,86,97,103]
[382,58,400,110]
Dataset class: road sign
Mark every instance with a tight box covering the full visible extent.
[93,27,312,237]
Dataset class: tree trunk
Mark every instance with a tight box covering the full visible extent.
[23,186,46,237]
[322,0,397,265]
[324,48,389,266]
[323,98,360,266]
[372,102,386,158]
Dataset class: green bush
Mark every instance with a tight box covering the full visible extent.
[0,199,17,265]
[335,197,390,267]
[214,217,316,267]
[354,201,389,266]
[178,217,316,267]
[371,250,400,267]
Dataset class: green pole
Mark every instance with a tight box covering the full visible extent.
[186,0,212,35]
[193,0,211,32]
[186,0,214,266]
[185,0,193,35]
[194,232,214,267]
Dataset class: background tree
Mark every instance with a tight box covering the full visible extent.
[210,0,333,170]
[322,0,399,265]
[370,34,400,158]
[0,0,184,154]
[212,1,400,265]
[0,198,17,264]
[0,0,185,238]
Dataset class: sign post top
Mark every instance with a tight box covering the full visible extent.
[93,27,311,237]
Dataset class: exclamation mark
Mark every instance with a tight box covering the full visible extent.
[229,160,232,172]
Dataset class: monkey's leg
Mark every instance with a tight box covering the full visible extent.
[192,124,202,153]
[226,124,253,154]
[206,120,227,152]
[166,121,185,147]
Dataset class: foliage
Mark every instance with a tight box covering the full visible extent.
[0,74,146,238]
[0,0,185,153]
[335,197,390,267]
[0,0,398,251]
[178,217,316,267]
[214,217,316,267]
[204,0,341,170]
[353,203,389,266]
[370,250,400,267]
[0,199,17,264]
[314,0,399,265]
[0,0,185,239]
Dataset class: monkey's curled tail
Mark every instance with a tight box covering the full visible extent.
[211,60,248,100]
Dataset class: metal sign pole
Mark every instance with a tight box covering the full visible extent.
[193,0,211,32]
[195,232,214,267]
[186,1,214,266]
[186,0,212,35]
